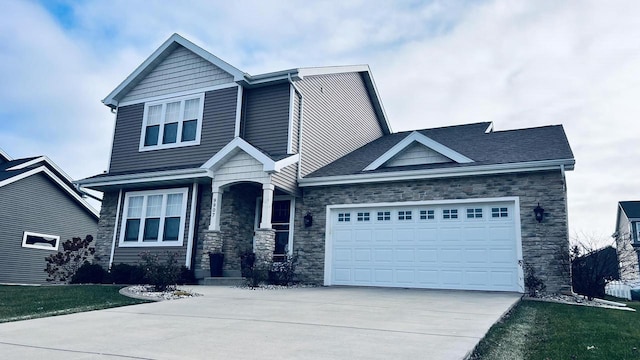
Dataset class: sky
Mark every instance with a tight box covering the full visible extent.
[1,0,639,244]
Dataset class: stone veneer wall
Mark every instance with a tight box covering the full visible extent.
[295,170,571,293]
[95,191,119,269]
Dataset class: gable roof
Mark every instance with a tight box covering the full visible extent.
[0,156,99,218]
[201,137,299,173]
[0,148,11,163]
[102,34,391,134]
[619,201,640,220]
[299,122,574,185]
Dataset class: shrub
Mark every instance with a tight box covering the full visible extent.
[71,262,108,284]
[239,251,269,288]
[524,264,546,297]
[269,254,298,286]
[109,263,146,284]
[139,251,181,291]
[44,235,97,283]
[178,266,196,285]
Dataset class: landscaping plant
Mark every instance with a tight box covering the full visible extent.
[139,251,181,291]
[44,235,97,283]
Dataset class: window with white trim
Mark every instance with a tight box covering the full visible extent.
[120,188,188,246]
[140,94,204,151]
[467,208,483,219]
[443,209,458,219]
[22,231,60,251]
[491,207,509,218]
[357,212,370,222]
[398,210,412,220]
[377,211,391,221]
[338,213,351,222]
[420,209,435,220]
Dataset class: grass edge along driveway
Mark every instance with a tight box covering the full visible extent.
[470,299,640,360]
[0,285,149,323]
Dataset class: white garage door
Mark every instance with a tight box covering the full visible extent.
[326,200,522,292]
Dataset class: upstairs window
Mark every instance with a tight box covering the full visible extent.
[140,94,204,151]
[120,188,188,247]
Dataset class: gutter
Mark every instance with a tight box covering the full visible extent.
[299,158,576,187]
[76,168,209,188]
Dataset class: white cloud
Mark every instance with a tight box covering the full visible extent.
[1,0,639,238]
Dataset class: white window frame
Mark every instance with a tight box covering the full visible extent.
[139,93,205,151]
[635,222,640,244]
[119,188,189,247]
[254,195,295,255]
[22,231,60,251]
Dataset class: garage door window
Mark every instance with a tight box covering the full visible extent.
[467,208,483,219]
[357,212,370,221]
[420,209,435,220]
[443,209,458,219]
[338,213,351,222]
[377,211,391,221]
[398,210,412,220]
[492,207,509,218]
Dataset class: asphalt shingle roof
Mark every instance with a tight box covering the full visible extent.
[307,122,574,178]
[620,201,640,219]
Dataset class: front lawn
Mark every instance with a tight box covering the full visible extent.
[471,299,640,359]
[0,285,149,323]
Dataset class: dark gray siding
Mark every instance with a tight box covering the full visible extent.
[110,185,195,266]
[242,83,291,155]
[297,72,384,177]
[109,87,238,174]
[0,174,98,284]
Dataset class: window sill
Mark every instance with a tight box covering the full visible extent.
[119,241,184,248]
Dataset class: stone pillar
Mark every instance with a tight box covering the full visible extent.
[260,184,275,229]
[198,230,223,277]
[254,228,275,269]
[209,184,223,231]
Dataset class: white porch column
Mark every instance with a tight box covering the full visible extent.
[209,182,223,231]
[260,183,275,229]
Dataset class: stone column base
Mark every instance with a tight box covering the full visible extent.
[254,228,276,269]
[197,230,223,278]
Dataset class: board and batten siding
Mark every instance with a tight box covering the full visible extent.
[109,87,238,174]
[120,45,234,104]
[110,185,195,266]
[0,174,98,284]
[242,83,291,155]
[297,72,384,177]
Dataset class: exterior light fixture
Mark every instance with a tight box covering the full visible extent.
[533,203,545,223]
[304,212,313,227]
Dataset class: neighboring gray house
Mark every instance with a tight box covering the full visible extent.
[614,201,640,280]
[0,150,99,284]
[78,34,575,293]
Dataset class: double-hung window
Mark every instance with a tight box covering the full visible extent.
[140,94,204,151]
[120,188,189,246]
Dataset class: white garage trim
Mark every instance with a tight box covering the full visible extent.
[323,197,524,292]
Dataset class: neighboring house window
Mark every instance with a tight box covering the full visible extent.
[140,94,204,151]
[338,213,351,222]
[377,211,391,221]
[398,210,412,220]
[22,231,60,251]
[357,212,370,222]
[443,209,458,219]
[467,208,483,219]
[636,222,640,243]
[420,210,435,220]
[120,188,189,246]
[491,207,509,218]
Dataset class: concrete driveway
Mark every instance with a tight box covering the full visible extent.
[0,286,520,360]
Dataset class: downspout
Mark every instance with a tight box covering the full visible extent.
[288,73,305,179]
[109,189,123,270]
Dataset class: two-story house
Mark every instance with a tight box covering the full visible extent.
[78,34,575,293]
[614,201,640,280]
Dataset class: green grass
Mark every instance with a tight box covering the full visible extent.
[0,285,149,323]
[472,299,640,360]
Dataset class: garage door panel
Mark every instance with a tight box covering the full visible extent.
[329,201,520,292]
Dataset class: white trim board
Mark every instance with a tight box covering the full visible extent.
[364,131,473,171]
[0,166,99,218]
[0,148,11,161]
[117,83,237,108]
[77,168,209,188]
[201,137,300,173]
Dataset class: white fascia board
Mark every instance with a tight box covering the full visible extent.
[274,154,300,172]
[77,168,208,188]
[363,131,474,171]
[485,122,494,133]
[103,33,245,108]
[0,166,99,218]
[297,65,370,78]
[8,156,75,184]
[0,148,11,161]
[201,137,277,173]
[299,159,575,187]
[234,85,243,137]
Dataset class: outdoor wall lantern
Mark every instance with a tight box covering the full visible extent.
[533,203,545,223]
[304,212,313,228]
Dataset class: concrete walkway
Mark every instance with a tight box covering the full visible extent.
[0,286,521,360]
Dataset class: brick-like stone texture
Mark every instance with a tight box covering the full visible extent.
[254,229,275,268]
[95,191,119,269]
[295,170,571,293]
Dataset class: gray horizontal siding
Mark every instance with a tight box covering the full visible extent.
[0,174,98,284]
[298,72,384,177]
[271,163,299,195]
[291,91,301,154]
[121,45,234,103]
[109,87,238,174]
[111,185,194,266]
[242,83,291,155]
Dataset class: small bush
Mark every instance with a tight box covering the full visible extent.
[44,235,97,283]
[239,251,269,288]
[109,263,146,285]
[178,266,196,285]
[139,252,181,291]
[71,262,108,284]
[269,254,298,286]
[524,264,546,297]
